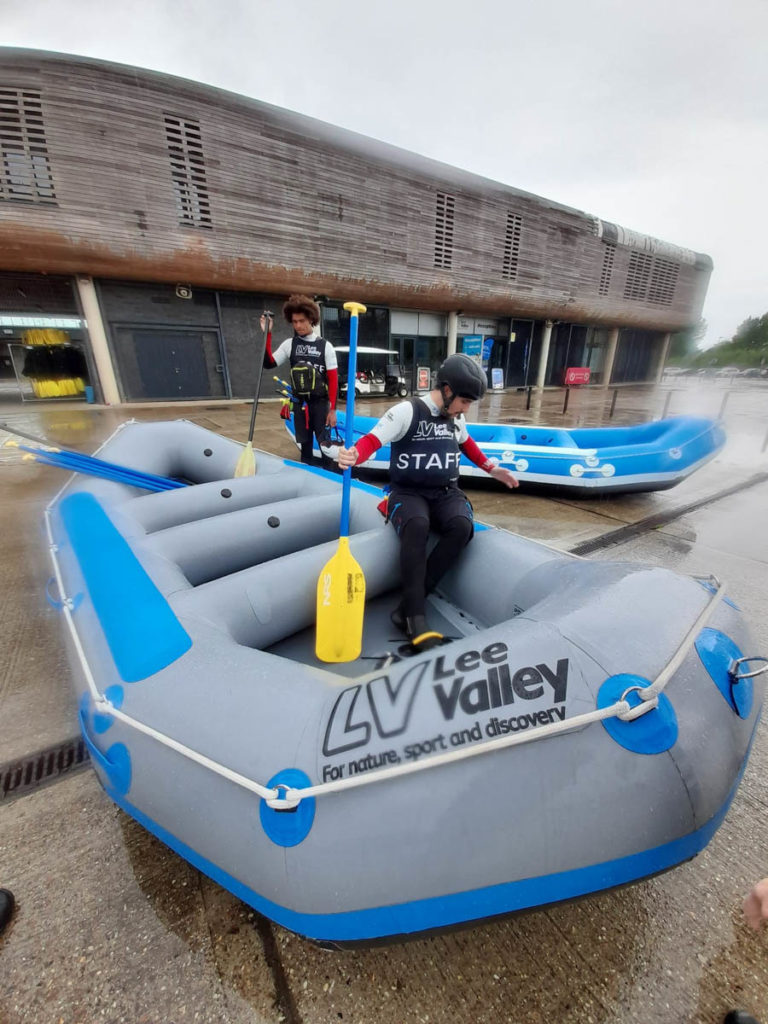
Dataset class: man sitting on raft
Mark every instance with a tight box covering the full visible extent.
[337,353,519,652]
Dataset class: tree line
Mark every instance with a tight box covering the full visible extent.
[670,314,768,368]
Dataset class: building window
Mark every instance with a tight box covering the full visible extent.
[0,89,56,204]
[434,191,455,269]
[647,257,679,305]
[502,213,522,281]
[623,251,653,301]
[598,242,615,295]
[164,114,212,228]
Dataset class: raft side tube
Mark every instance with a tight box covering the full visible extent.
[467,423,577,448]
[90,420,246,483]
[436,529,571,627]
[144,492,382,586]
[571,416,717,451]
[170,528,402,650]
[60,492,192,681]
[128,468,341,533]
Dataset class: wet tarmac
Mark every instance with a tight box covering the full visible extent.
[1,377,768,1024]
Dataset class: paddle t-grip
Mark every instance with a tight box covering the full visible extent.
[343,301,367,318]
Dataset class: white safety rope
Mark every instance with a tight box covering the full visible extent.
[636,574,726,702]
[43,506,734,810]
[92,700,277,800]
[43,509,276,801]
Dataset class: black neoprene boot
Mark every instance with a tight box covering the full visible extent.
[391,604,443,651]
[723,1012,761,1024]
[405,615,440,649]
[0,889,15,934]
[390,603,406,632]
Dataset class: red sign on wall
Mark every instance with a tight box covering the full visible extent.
[564,367,591,386]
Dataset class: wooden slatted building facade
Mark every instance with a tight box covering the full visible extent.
[0,48,712,404]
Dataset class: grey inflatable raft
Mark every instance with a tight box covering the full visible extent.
[44,419,764,944]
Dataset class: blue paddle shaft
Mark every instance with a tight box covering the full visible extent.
[18,444,182,491]
[339,312,360,538]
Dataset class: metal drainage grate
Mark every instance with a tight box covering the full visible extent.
[0,735,91,804]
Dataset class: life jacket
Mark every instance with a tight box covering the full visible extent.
[289,335,329,397]
[389,398,462,488]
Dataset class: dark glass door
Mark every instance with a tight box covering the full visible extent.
[508,320,533,386]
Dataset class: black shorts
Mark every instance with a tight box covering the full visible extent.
[292,394,329,445]
[387,485,474,537]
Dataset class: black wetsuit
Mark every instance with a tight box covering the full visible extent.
[387,399,474,620]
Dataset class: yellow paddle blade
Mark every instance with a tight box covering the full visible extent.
[316,536,366,663]
[234,441,256,477]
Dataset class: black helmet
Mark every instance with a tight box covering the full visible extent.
[436,353,487,401]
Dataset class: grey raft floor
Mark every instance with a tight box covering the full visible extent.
[268,591,479,677]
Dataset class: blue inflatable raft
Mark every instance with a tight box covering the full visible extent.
[43,420,762,945]
[289,413,725,494]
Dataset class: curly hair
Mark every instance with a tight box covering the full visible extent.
[283,294,320,327]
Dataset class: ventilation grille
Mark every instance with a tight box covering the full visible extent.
[0,89,56,204]
[647,257,680,305]
[598,242,616,295]
[502,213,522,281]
[434,191,455,269]
[624,251,653,300]
[164,114,212,228]
[624,251,679,305]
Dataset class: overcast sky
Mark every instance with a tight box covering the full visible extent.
[4,0,767,347]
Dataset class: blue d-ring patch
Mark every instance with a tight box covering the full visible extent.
[695,627,752,718]
[78,695,132,797]
[93,685,125,734]
[260,769,316,848]
[597,674,678,754]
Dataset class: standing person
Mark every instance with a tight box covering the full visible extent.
[337,353,519,652]
[263,294,338,467]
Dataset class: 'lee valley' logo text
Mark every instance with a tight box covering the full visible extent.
[413,420,457,440]
[293,343,322,359]
[322,641,568,758]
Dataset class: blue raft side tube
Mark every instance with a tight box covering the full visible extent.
[106,729,756,943]
[60,492,192,683]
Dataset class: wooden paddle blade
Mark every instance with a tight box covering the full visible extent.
[234,442,256,477]
[315,537,366,663]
